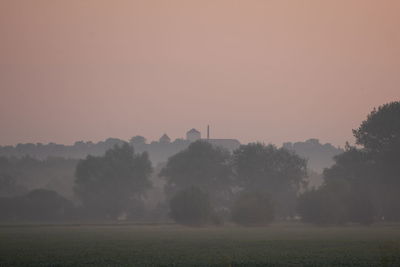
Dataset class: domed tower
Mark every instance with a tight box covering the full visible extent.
[159,134,171,144]
[186,128,201,142]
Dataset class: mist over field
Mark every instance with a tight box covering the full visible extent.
[1,0,400,266]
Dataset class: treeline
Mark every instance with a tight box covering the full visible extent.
[0,138,126,160]
[0,140,306,224]
[0,157,77,199]
[0,137,189,165]
[0,133,342,171]
[0,101,399,225]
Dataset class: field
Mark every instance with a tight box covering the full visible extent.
[1,223,400,266]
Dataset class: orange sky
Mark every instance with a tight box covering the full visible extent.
[0,0,399,146]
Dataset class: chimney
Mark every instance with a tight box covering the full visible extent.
[207,125,210,140]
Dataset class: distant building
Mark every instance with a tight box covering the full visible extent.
[186,126,241,151]
[204,126,241,151]
[186,128,201,142]
[159,134,171,144]
[0,127,240,165]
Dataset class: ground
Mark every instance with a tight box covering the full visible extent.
[1,223,400,266]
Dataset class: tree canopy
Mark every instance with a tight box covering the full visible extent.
[160,141,232,206]
[169,186,213,226]
[299,101,400,224]
[231,191,274,226]
[232,143,307,218]
[74,143,152,219]
[353,101,400,154]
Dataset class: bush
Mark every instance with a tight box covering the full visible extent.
[347,190,375,225]
[231,192,274,226]
[0,189,75,222]
[169,187,213,226]
[297,189,347,225]
[22,189,75,221]
[297,184,374,225]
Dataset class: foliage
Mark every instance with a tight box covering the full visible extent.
[0,189,74,222]
[349,102,400,220]
[297,184,348,225]
[298,186,375,226]
[353,101,400,154]
[231,191,274,225]
[298,149,375,225]
[74,143,152,219]
[21,189,75,221]
[353,102,400,218]
[160,141,232,207]
[0,138,126,160]
[0,157,27,197]
[232,143,307,218]
[298,102,400,224]
[169,186,213,226]
[130,135,147,145]
[0,156,77,199]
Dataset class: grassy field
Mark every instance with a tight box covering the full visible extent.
[1,223,400,266]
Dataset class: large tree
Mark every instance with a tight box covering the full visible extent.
[353,101,400,220]
[231,191,274,226]
[74,143,152,219]
[232,143,307,218]
[353,101,400,154]
[298,148,375,225]
[298,101,400,224]
[160,141,232,209]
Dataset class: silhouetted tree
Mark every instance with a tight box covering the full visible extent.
[160,141,232,209]
[298,102,400,224]
[0,189,74,222]
[0,157,27,197]
[169,186,213,226]
[232,143,307,218]
[348,188,375,225]
[74,143,152,219]
[352,101,400,220]
[353,101,400,155]
[322,146,375,224]
[130,135,147,146]
[297,176,374,225]
[298,176,355,225]
[231,191,274,226]
[21,189,75,221]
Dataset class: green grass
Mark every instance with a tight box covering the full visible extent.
[1,223,400,266]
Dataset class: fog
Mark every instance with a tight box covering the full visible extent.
[1,1,400,265]
[1,102,399,225]
[0,133,339,223]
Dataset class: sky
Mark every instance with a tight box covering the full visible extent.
[0,0,399,147]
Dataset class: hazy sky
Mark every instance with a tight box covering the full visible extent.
[1,0,399,147]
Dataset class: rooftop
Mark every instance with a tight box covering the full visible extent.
[187,128,200,134]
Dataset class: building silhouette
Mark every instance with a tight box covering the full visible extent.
[159,134,171,144]
[186,129,201,142]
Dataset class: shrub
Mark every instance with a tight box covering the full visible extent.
[297,184,374,225]
[231,192,274,226]
[0,189,75,222]
[169,187,213,226]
